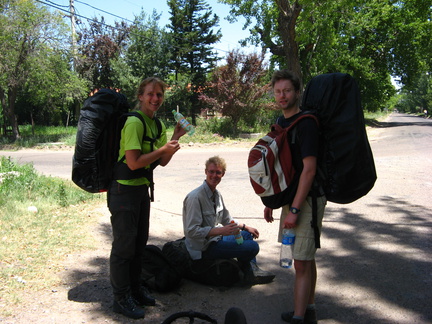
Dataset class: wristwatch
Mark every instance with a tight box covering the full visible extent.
[290,207,300,214]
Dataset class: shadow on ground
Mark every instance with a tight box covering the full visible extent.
[64,193,432,323]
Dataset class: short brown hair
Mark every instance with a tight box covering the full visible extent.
[271,70,301,92]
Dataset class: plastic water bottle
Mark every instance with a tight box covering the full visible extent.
[172,110,195,136]
[231,221,244,245]
[280,228,295,268]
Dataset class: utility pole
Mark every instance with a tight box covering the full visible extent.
[69,0,80,124]
[69,0,77,71]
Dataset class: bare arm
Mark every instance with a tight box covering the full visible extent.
[125,140,180,170]
[283,155,316,228]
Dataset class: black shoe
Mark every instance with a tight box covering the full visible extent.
[281,310,317,324]
[132,286,156,306]
[224,307,248,324]
[113,295,145,319]
[243,262,275,285]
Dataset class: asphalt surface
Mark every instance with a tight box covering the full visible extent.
[1,112,431,324]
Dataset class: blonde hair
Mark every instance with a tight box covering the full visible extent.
[205,156,227,173]
[136,77,168,99]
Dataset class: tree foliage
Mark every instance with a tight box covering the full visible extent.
[1,0,430,137]
[21,49,88,126]
[167,0,222,121]
[220,0,431,111]
[0,0,81,140]
[111,10,172,104]
[387,0,432,88]
[76,17,130,90]
[199,50,269,134]
[395,73,432,114]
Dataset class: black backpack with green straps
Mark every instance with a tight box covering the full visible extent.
[72,88,162,197]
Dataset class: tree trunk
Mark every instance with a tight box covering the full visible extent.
[0,87,20,140]
[31,112,35,136]
[276,0,303,85]
[74,100,80,124]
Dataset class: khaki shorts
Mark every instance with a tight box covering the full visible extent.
[278,196,326,260]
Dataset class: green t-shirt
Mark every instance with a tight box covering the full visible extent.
[117,110,167,186]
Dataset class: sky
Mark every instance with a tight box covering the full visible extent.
[50,0,260,58]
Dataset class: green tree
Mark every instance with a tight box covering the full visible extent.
[220,0,303,81]
[111,10,172,104]
[0,0,74,140]
[20,49,88,126]
[387,0,432,88]
[396,73,432,114]
[76,17,130,90]
[220,0,431,111]
[163,75,194,120]
[306,0,396,111]
[167,0,222,122]
[199,50,269,134]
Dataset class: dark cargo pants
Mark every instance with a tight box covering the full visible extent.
[108,182,150,300]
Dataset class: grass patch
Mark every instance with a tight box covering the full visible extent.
[364,110,390,127]
[0,119,259,150]
[0,156,102,316]
[0,125,78,149]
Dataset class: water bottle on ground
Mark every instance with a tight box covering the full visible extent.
[172,110,195,136]
[231,220,244,245]
[280,228,295,268]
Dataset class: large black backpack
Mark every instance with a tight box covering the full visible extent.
[140,239,241,291]
[141,245,183,292]
[72,89,162,196]
[300,73,377,248]
[301,73,377,204]
[160,238,242,288]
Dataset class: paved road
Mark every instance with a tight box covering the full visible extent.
[1,113,431,323]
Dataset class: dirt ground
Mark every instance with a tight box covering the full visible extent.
[1,117,431,324]
[2,200,293,324]
[2,142,287,324]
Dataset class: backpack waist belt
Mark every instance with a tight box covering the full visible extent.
[113,161,151,180]
[113,161,158,201]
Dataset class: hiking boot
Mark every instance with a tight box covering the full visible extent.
[132,286,156,306]
[113,295,145,319]
[281,309,317,324]
[288,318,304,324]
[224,307,248,324]
[243,262,275,285]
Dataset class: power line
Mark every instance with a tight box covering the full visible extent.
[37,0,233,55]
[44,0,69,8]
[35,0,70,14]
[75,0,135,24]
[36,0,130,32]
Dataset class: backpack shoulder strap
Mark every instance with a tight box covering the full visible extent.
[283,112,319,144]
[118,111,147,162]
[115,112,161,202]
[290,112,319,129]
[120,112,163,156]
[134,113,162,147]
[154,117,162,139]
